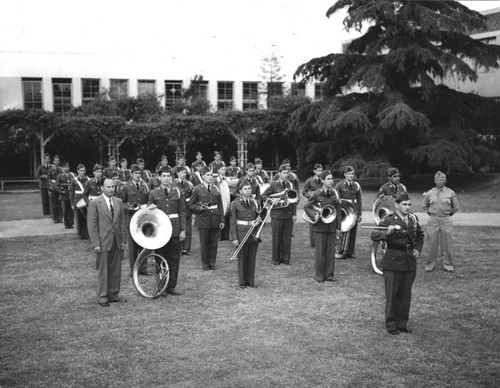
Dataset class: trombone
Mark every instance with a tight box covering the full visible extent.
[229,198,275,261]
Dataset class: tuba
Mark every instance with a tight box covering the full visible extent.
[369,195,396,275]
[335,199,358,259]
[303,205,337,224]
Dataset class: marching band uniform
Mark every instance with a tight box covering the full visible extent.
[118,167,131,184]
[121,166,150,275]
[226,163,242,180]
[56,166,74,229]
[377,167,407,199]
[304,180,341,282]
[136,158,153,182]
[302,164,324,248]
[103,164,119,179]
[254,158,270,184]
[215,169,231,241]
[83,177,103,206]
[36,156,52,215]
[371,193,424,334]
[70,167,89,239]
[189,168,225,270]
[176,173,194,255]
[172,161,191,180]
[208,151,225,177]
[49,161,63,223]
[190,152,206,171]
[230,194,260,288]
[190,163,204,187]
[261,165,297,265]
[335,174,362,258]
[148,175,186,295]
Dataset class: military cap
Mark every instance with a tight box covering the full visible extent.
[130,164,141,172]
[395,192,410,203]
[314,163,323,170]
[387,167,400,177]
[93,163,103,171]
[320,169,332,179]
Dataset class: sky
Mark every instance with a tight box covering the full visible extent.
[1,0,499,80]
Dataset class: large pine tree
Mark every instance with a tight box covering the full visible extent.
[293,0,500,174]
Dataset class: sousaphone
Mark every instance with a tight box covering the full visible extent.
[370,195,396,275]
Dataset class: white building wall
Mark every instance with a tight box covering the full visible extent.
[0,77,23,110]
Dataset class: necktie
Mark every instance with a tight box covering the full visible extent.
[208,184,211,192]
[326,189,331,197]
[109,198,114,218]
[136,183,140,191]
[164,188,169,197]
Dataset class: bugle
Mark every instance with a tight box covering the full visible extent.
[303,205,337,224]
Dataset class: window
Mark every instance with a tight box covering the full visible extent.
[82,79,100,104]
[52,78,72,114]
[243,81,258,110]
[165,80,183,106]
[22,78,43,110]
[110,79,129,99]
[138,80,156,96]
[191,80,208,100]
[291,82,306,97]
[267,82,283,98]
[314,83,327,101]
[217,81,234,111]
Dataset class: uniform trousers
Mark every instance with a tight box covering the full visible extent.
[346,222,358,256]
[75,207,89,239]
[220,213,231,241]
[313,232,336,282]
[238,241,258,286]
[96,237,123,303]
[271,218,293,264]
[426,216,454,266]
[309,224,315,247]
[41,188,51,215]
[156,237,181,291]
[384,269,416,330]
[61,199,74,227]
[51,193,62,222]
[182,215,192,253]
[199,228,221,269]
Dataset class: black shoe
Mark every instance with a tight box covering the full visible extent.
[182,250,188,255]
[398,328,412,333]
[203,267,210,271]
[209,266,217,270]
[99,302,110,307]
[246,283,257,288]
[109,297,127,303]
[167,289,181,296]
[387,328,399,335]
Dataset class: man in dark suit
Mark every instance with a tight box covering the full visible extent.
[371,192,424,335]
[261,164,297,265]
[36,153,52,216]
[87,178,128,307]
[188,166,225,270]
[148,166,186,296]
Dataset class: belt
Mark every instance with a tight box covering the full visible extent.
[74,190,84,195]
[168,213,179,218]
[237,220,254,225]
[205,205,218,210]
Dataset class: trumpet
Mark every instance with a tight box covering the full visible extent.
[303,205,337,224]
[268,188,299,208]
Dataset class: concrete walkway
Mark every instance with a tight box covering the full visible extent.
[1,211,499,239]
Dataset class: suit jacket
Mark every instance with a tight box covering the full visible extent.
[261,180,296,220]
[148,185,187,237]
[188,183,224,229]
[303,188,341,233]
[87,194,127,252]
[371,212,424,272]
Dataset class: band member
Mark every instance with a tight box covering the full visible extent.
[172,155,191,179]
[423,171,459,273]
[334,166,362,259]
[377,167,407,199]
[274,158,299,192]
[136,158,152,182]
[56,162,74,229]
[190,161,204,187]
[118,158,131,183]
[103,156,119,178]
[262,164,297,265]
[302,163,324,247]
[209,151,225,177]
[176,166,194,255]
[49,155,63,223]
[230,180,260,288]
[109,171,123,198]
[226,156,242,179]
[121,164,150,276]
[87,178,128,307]
[36,153,52,216]
[148,166,186,296]
[155,155,170,173]
[254,157,269,184]
[83,164,103,206]
[215,165,231,241]
[237,163,261,202]
[189,166,225,270]
[148,169,162,190]
[371,192,424,335]
[304,170,341,282]
[190,151,206,170]
[70,163,89,239]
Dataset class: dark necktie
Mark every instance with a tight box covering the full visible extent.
[326,189,331,197]
[109,198,114,218]
[164,188,169,197]
[208,184,211,192]
[136,183,140,191]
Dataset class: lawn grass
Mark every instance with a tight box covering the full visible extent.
[1,224,499,387]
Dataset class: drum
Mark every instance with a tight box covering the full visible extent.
[219,180,231,216]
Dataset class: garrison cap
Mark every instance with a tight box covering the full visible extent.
[434,171,446,180]
[320,169,332,179]
[278,164,288,172]
[93,163,103,171]
[387,167,400,177]
[201,166,211,175]
[314,163,323,170]
[238,179,251,190]
[158,166,171,174]
[130,164,141,172]
[395,192,410,203]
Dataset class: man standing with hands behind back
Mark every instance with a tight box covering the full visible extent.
[87,178,128,307]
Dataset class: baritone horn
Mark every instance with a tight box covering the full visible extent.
[269,188,299,208]
[302,205,337,224]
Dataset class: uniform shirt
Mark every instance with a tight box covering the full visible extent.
[48,165,62,191]
[302,176,322,198]
[56,172,73,200]
[303,187,341,233]
[226,165,242,178]
[190,171,203,187]
[423,186,459,217]
[261,180,297,219]
[83,178,103,204]
[148,185,186,238]
[188,183,224,229]
[334,179,362,216]
[70,175,89,206]
[121,180,149,208]
[118,168,131,183]
[377,181,407,199]
[36,164,51,189]
[209,160,226,175]
[229,196,259,241]
[176,178,194,217]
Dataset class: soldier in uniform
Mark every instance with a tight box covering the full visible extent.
[334,166,362,258]
[176,166,194,255]
[230,180,261,288]
[237,163,261,202]
[254,158,269,184]
[121,164,150,276]
[274,158,299,192]
[209,151,225,178]
[226,156,242,179]
[103,156,119,179]
[118,158,131,184]
[49,155,63,223]
[261,164,297,265]
[148,166,186,296]
[70,163,89,239]
[136,158,152,182]
[172,155,191,180]
[190,161,204,187]
[56,162,74,229]
[110,171,123,197]
[302,163,324,247]
[155,155,170,173]
[304,170,341,282]
[189,166,225,270]
[371,192,424,335]
[377,167,407,199]
[83,164,103,207]
[190,151,206,170]
[36,153,52,216]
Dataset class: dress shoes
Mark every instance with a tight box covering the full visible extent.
[99,302,110,307]
[398,328,412,333]
[167,289,181,296]
[109,297,127,303]
[387,328,399,335]
[203,267,210,271]
[282,262,291,265]
[246,283,257,288]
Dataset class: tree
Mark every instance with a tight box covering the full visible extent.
[294,0,500,174]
